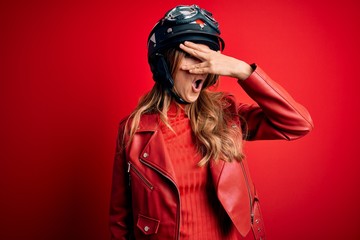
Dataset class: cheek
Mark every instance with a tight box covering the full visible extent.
[173,71,186,88]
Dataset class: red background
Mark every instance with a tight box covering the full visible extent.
[1,0,360,239]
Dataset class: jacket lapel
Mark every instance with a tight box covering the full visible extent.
[132,113,251,236]
[133,114,177,183]
[210,160,251,237]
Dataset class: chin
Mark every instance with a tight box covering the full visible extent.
[184,95,200,103]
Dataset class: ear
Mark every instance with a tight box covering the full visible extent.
[150,53,174,89]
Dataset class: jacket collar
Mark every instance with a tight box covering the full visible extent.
[137,113,159,132]
[134,113,178,183]
[134,113,227,186]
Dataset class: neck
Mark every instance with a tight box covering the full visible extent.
[168,88,190,104]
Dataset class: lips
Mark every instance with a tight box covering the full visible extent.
[192,79,204,93]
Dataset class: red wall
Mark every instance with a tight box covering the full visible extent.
[1,0,359,239]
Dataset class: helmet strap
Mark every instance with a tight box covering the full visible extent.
[167,88,190,104]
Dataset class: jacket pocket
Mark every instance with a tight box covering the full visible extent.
[251,197,266,240]
[136,214,160,235]
[127,162,154,190]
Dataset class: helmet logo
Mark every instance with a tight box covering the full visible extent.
[191,19,206,29]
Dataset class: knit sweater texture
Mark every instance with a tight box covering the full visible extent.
[159,102,240,239]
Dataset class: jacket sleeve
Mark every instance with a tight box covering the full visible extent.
[109,120,133,239]
[237,65,314,141]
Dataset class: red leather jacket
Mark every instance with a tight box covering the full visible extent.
[110,66,313,240]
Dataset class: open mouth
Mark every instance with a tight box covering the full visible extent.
[192,79,204,92]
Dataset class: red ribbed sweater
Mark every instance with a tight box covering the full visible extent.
[159,102,240,240]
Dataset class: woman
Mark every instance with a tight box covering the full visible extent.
[110,5,313,240]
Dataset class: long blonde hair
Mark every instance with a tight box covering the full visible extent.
[124,48,244,166]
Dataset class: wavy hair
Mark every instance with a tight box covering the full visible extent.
[124,48,244,166]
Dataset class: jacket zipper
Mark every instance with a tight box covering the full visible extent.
[240,161,254,224]
[127,162,154,190]
[139,159,181,240]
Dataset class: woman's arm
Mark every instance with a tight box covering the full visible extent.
[179,41,314,140]
[236,65,313,140]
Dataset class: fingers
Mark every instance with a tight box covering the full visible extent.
[188,67,210,74]
[179,41,221,75]
[181,62,211,74]
[181,61,207,70]
[183,41,211,52]
[182,66,210,74]
[179,41,210,60]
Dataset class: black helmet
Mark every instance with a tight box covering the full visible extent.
[147,5,225,104]
[148,5,225,59]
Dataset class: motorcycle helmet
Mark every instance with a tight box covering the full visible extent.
[147,5,225,103]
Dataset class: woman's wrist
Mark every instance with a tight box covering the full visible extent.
[234,61,254,81]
